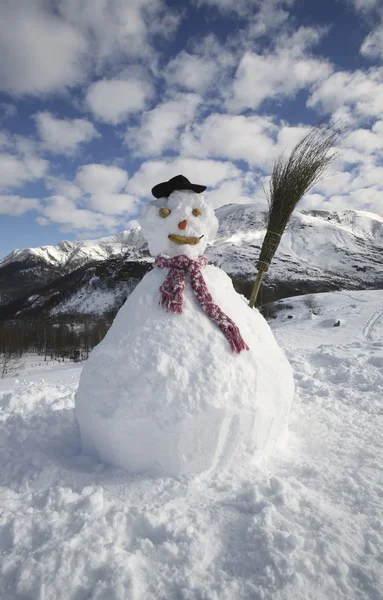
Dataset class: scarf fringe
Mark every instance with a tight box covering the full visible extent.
[155,254,249,354]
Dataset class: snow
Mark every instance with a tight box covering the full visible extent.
[0,230,146,270]
[1,290,382,599]
[76,190,293,475]
[75,266,293,475]
[210,205,383,289]
[140,190,219,259]
[50,283,129,316]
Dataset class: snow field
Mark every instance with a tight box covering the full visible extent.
[0,290,382,599]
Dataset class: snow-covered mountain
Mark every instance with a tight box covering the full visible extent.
[0,229,149,307]
[1,205,382,319]
[0,230,147,271]
[210,206,383,301]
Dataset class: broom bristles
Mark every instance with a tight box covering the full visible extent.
[257,122,343,271]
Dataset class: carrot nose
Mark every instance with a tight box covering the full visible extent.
[178,219,187,230]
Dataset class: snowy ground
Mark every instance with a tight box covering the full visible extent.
[1,290,382,600]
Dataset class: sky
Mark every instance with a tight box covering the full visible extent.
[0,0,382,259]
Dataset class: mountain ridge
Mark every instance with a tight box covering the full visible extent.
[1,205,382,319]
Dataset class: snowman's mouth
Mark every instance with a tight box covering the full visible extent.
[168,234,204,245]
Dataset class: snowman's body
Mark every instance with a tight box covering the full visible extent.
[75,188,294,476]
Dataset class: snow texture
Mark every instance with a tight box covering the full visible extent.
[76,266,293,475]
[139,190,219,259]
[1,290,382,599]
[75,190,293,476]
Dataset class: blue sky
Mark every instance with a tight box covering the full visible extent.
[0,0,382,259]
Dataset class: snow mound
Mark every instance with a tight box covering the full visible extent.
[75,265,294,476]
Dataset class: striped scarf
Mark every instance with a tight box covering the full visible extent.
[154,254,249,354]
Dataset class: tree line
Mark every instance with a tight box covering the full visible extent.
[0,318,111,378]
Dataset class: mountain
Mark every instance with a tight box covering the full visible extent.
[1,205,383,320]
[209,206,383,302]
[0,230,149,306]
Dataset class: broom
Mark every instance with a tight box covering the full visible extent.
[248,122,343,309]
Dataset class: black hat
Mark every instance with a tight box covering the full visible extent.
[151,174,207,199]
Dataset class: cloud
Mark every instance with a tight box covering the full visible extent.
[40,195,120,232]
[0,195,41,216]
[126,93,201,156]
[0,133,11,150]
[0,0,87,95]
[86,78,153,124]
[0,103,17,121]
[308,68,383,122]
[0,0,179,96]
[343,0,383,60]
[127,158,242,197]
[42,164,139,225]
[75,164,139,215]
[228,27,332,111]
[76,164,129,195]
[164,52,219,92]
[0,151,48,189]
[343,121,383,153]
[59,0,180,63]
[85,193,138,215]
[35,112,99,155]
[192,0,294,18]
[361,26,383,60]
[204,178,265,210]
[180,113,277,168]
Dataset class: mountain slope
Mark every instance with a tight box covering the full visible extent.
[1,206,382,319]
[209,206,383,300]
[0,230,149,306]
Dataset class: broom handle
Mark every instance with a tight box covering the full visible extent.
[248,268,265,308]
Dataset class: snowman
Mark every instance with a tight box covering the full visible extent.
[75,175,294,476]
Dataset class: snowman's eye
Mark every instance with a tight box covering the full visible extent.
[159,208,171,218]
[192,208,201,217]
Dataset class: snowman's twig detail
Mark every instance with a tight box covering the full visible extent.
[155,254,249,354]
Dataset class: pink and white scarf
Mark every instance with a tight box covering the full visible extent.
[154,254,249,354]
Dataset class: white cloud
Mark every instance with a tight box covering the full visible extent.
[0,0,179,96]
[42,164,138,224]
[0,152,48,189]
[204,178,264,210]
[41,195,120,232]
[59,0,180,63]
[85,193,138,215]
[308,68,383,123]
[0,103,17,121]
[126,93,201,156]
[348,187,383,214]
[346,0,380,10]
[0,195,40,216]
[192,0,294,18]
[86,79,153,124]
[343,122,383,153]
[45,178,83,201]
[75,164,139,216]
[127,158,242,197]
[35,112,99,155]
[180,113,277,168]
[361,26,383,60]
[76,164,129,195]
[164,52,219,92]
[0,0,87,95]
[0,133,11,150]
[228,28,332,111]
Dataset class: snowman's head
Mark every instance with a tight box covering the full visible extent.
[139,190,219,258]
